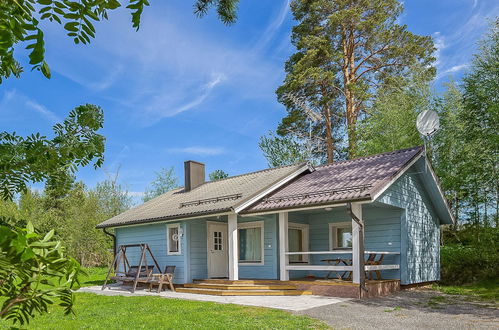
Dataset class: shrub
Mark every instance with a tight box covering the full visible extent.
[440,225,499,285]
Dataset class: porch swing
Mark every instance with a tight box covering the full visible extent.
[102,243,172,293]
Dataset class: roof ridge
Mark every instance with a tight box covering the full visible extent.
[204,162,306,184]
[316,146,423,168]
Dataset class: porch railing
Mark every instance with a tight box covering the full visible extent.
[284,251,400,272]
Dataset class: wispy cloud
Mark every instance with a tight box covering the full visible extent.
[45,3,288,127]
[439,64,468,77]
[139,72,226,123]
[252,0,291,53]
[435,2,499,81]
[167,146,226,156]
[0,90,61,125]
[25,100,61,123]
[127,191,144,197]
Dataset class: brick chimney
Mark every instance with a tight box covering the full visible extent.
[184,160,205,191]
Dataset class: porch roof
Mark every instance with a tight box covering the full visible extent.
[241,146,423,213]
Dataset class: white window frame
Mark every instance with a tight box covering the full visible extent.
[288,222,310,263]
[237,220,264,266]
[167,223,182,255]
[329,222,352,250]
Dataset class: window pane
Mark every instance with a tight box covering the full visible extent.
[239,227,262,262]
[169,227,179,253]
[288,228,303,262]
[337,227,352,248]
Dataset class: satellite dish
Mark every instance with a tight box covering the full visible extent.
[416,110,440,136]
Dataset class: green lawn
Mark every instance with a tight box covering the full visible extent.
[0,267,328,329]
[432,279,499,302]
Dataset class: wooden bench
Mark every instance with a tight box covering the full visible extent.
[148,266,176,293]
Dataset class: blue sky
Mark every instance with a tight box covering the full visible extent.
[1,0,497,200]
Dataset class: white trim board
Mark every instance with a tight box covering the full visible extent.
[233,164,314,214]
[370,153,423,201]
[237,220,265,266]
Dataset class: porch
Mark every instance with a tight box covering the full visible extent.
[195,202,402,297]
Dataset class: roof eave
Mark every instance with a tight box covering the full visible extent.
[240,196,372,216]
[95,208,233,229]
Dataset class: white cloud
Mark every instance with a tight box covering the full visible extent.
[25,100,61,123]
[433,32,446,67]
[0,90,61,124]
[44,2,289,126]
[167,146,226,156]
[440,64,468,75]
[127,191,145,197]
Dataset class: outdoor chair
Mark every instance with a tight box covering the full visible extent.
[365,254,385,280]
[148,265,176,293]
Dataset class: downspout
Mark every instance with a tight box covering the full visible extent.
[346,202,368,294]
[103,227,116,259]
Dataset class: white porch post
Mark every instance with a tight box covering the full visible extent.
[351,203,365,284]
[278,212,289,281]
[228,213,239,280]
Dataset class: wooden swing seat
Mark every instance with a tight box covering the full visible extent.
[111,265,155,282]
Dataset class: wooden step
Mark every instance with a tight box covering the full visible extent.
[193,279,283,285]
[184,283,298,290]
[176,287,313,296]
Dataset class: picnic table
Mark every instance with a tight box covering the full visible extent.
[321,252,386,280]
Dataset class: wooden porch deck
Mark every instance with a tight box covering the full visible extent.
[177,278,400,298]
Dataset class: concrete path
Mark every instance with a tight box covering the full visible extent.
[297,289,499,330]
[78,285,349,311]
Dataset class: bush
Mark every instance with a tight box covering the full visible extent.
[440,225,499,285]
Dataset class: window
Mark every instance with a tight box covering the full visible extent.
[167,223,181,255]
[212,231,223,251]
[329,222,352,250]
[288,223,309,263]
[238,221,264,265]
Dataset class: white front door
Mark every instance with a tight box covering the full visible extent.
[207,222,228,278]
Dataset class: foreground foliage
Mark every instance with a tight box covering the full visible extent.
[0,104,105,201]
[0,223,80,325]
[0,292,327,329]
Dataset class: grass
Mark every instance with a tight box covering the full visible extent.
[0,267,328,329]
[79,267,110,287]
[432,279,499,302]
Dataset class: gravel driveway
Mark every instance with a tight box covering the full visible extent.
[297,289,498,330]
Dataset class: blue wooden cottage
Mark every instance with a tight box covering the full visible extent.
[97,147,454,297]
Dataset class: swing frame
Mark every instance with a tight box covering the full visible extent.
[102,243,161,293]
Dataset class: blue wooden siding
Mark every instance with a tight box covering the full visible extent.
[186,218,209,282]
[238,215,279,280]
[115,222,187,284]
[377,165,441,285]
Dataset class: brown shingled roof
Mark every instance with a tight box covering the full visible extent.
[241,146,423,213]
[96,146,424,228]
[96,162,310,228]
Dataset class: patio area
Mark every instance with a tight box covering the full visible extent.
[81,283,348,311]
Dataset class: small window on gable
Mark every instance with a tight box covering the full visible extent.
[167,223,181,255]
[329,222,352,250]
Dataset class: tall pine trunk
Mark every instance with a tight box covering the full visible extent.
[324,107,334,163]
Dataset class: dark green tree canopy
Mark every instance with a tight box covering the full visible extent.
[208,169,229,181]
[275,0,435,160]
[0,0,239,82]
